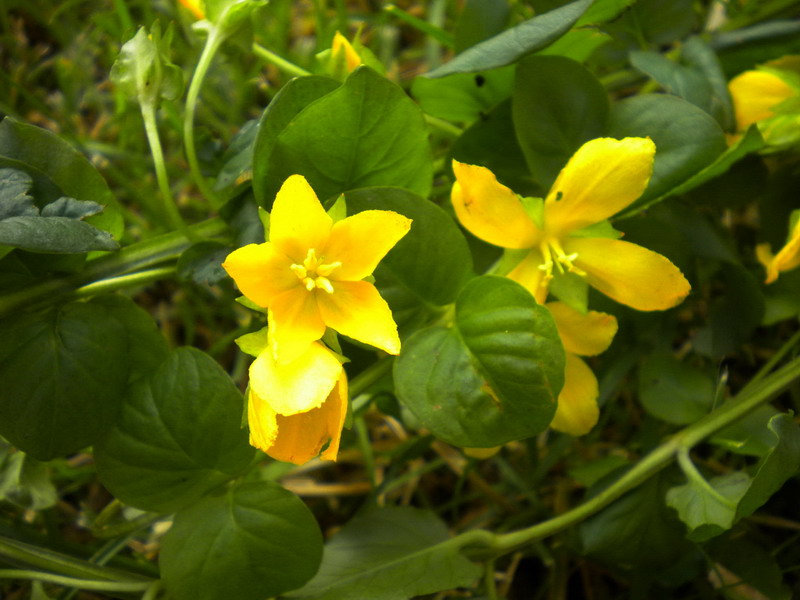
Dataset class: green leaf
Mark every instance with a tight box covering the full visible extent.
[536,28,611,62]
[177,241,231,285]
[395,276,563,447]
[0,168,36,219]
[0,117,123,240]
[94,347,254,514]
[160,480,322,600]
[453,0,510,54]
[681,37,735,131]
[0,300,129,460]
[289,506,480,600]
[608,94,727,214]
[425,0,593,78]
[235,327,269,358]
[638,354,714,425]
[344,187,473,306]
[576,0,637,25]
[707,538,793,600]
[513,55,608,189]
[711,405,781,457]
[0,439,57,510]
[252,76,340,206]
[214,118,259,199]
[411,67,514,124]
[259,67,432,204]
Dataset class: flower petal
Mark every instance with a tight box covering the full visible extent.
[269,175,333,262]
[317,280,401,354]
[547,302,618,357]
[544,137,655,233]
[324,210,412,280]
[249,341,342,416]
[506,249,549,303]
[268,372,349,465]
[222,243,297,307]
[729,70,795,132]
[765,221,800,284]
[566,237,690,311]
[247,388,279,454]
[451,160,540,249]
[269,288,326,363]
[549,354,599,436]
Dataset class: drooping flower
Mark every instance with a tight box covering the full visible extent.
[247,341,348,464]
[756,216,800,284]
[451,137,690,310]
[546,302,617,436]
[223,175,412,362]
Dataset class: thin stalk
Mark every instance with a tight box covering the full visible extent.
[72,267,176,299]
[184,26,225,207]
[252,43,312,78]
[140,101,191,236]
[0,570,151,593]
[424,114,463,139]
[349,358,394,399]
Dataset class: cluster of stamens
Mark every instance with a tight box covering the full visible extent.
[290,248,342,294]
[537,238,586,283]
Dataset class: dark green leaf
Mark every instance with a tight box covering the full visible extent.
[711,405,782,457]
[0,168,37,219]
[252,76,340,206]
[214,119,259,199]
[395,276,563,447]
[609,94,727,214]
[0,438,57,510]
[344,187,473,306]
[411,67,514,124]
[536,29,611,62]
[161,480,322,600]
[177,241,231,285]
[707,538,793,600]
[513,55,608,189]
[576,0,637,25]
[425,0,593,77]
[453,0,509,54]
[289,506,480,600]
[682,37,735,131]
[94,348,253,513]
[0,216,118,253]
[260,68,432,204]
[638,354,714,425]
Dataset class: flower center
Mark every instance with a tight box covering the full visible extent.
[289,248,342,294]
[537,237,586,283]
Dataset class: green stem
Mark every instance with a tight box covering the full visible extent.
[0,569,152,592]
[72,267,176,299]
[349,357,394,399]
[140,101,191,236]
[424,114,463,139]
[0,218,227,318]
[184,26,226,207]
[252,43,312,78]
[677,449,736,508]
[458,354,800,559]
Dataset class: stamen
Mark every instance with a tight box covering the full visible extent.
[290,264,307,279]
[316,261,342,277]
[539,238,586,279]
[315,277,334,294]
[303,277,316,291]
[303,248,318,271]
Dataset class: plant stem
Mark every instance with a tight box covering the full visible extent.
[140,101,191,236]
[184,26,225,207]
[72,267,176,299]
[0,569,152,592]
[252,43,312,78]
[0,218,227,318]
[458,354,800,559]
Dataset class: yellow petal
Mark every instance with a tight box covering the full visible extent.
[222,243,297,308]
[506,249,549,303]
[550,354,599,436]
[332,32,362,73]
[544,138,655,233]
[317,280,401,354]
[765,220,800,283]
[566,238,690,311]
[269,288,326,363]
[249,341,342,416]
[268,372,348,465]
[324,210,412,280]
[547,301,618,357]
[756,242,780,284]
[451,160,540,249]
[178,0,205,20]
[269,175,332,262]
[729,70,796,132]
[247,387,279,453]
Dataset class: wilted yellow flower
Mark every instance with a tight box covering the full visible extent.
[332,31,363,73]
[247,341,348,464]
[224,175,411,362]
[451,137,690,311]
[546,302,617,436]
[757,217,800,284]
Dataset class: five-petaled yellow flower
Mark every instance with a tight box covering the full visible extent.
[223,175,412,363]
[547,302,617,436]
[247,341,348,465]
[452,137,691,310]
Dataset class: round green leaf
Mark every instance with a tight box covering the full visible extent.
[94,347,254,513]
[344,187,473,306]
[160,480,322,600]
[395,275,563,447]
[638,354,714,425]
[260,67,433,204]
[0,300,129,460]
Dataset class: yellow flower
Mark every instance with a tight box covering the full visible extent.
[223,175,412,362]
[546,302,617,436]
[247,341,348,464]
[757,218,800,284]
[177,0,205,20]
[331,31,363,74]
[729,68,796,132]
[451,137,690,310]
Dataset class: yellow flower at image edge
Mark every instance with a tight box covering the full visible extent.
[452,137,691,311]
[223,175,412,362]
[728,68,797,133]
[757,218,800,284]
[248,342,347,464]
